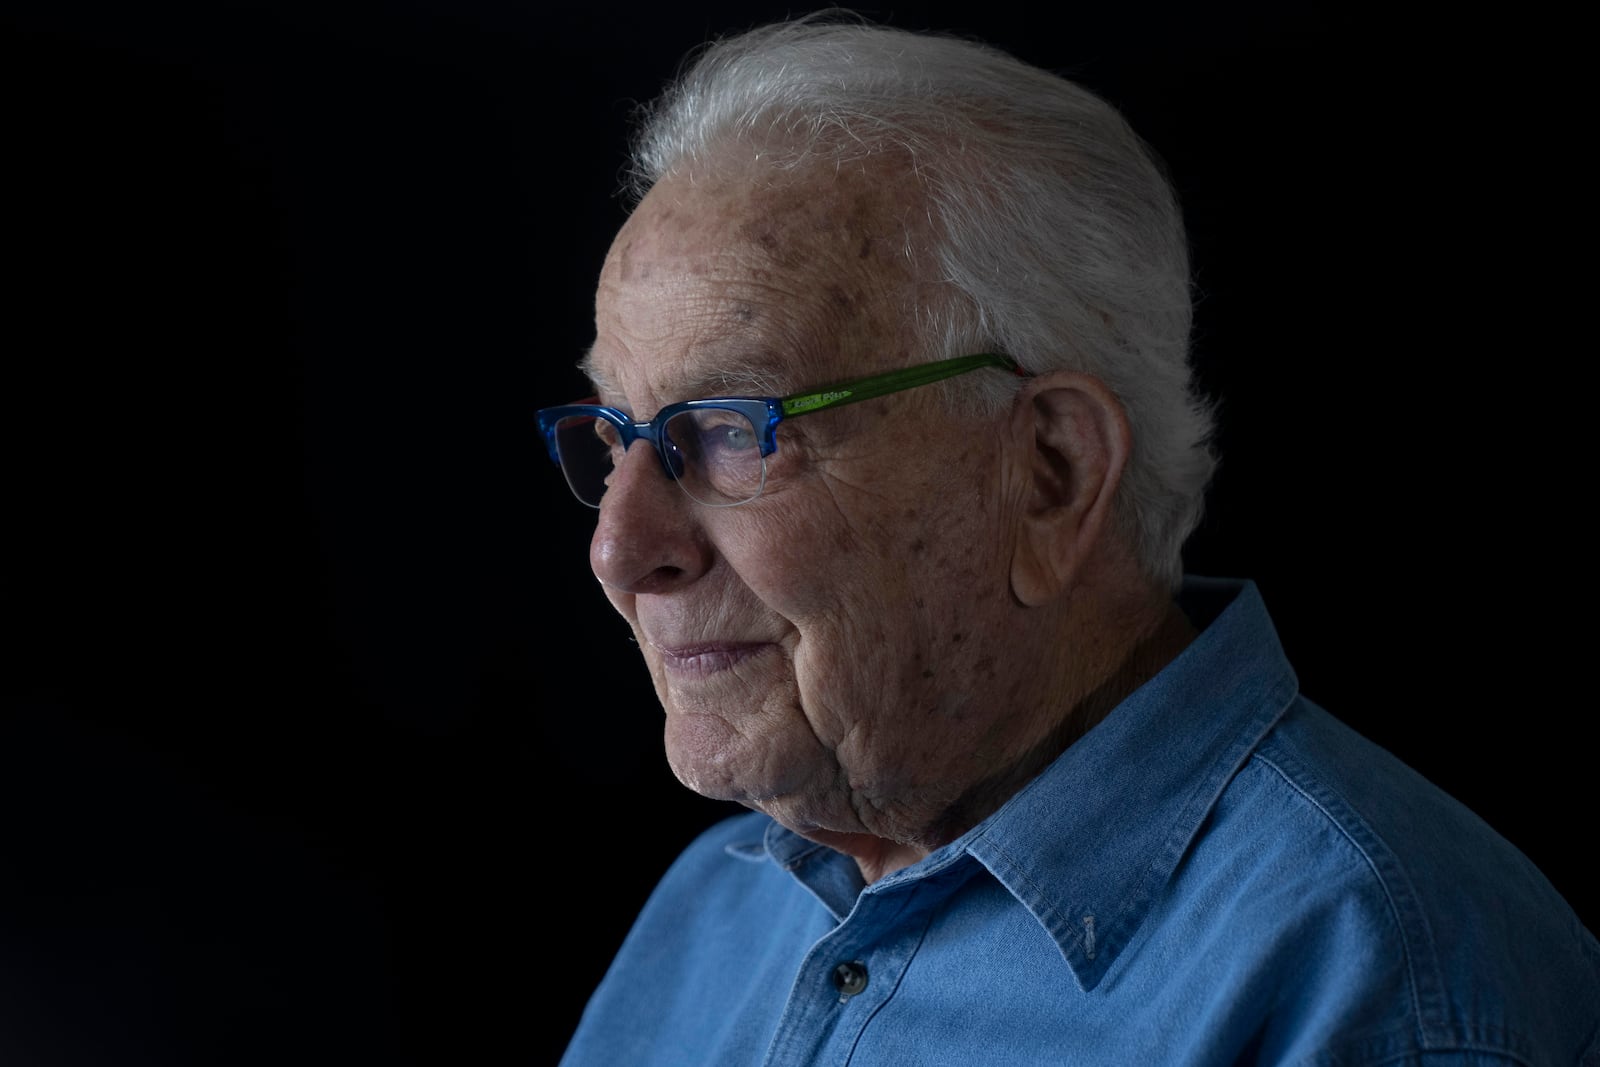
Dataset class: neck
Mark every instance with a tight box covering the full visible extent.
[836,593,1198,885]
[922,598,1197,848]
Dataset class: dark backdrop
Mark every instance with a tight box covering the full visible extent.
[3,2,1586,1065]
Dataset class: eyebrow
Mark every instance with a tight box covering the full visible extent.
[576,348,794,405]
[691,362,789,396]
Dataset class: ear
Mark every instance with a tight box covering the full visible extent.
[1008,371,1133,607]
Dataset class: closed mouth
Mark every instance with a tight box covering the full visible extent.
[653,642,775,678]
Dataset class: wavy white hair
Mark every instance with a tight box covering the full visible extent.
[626,15,1217,590]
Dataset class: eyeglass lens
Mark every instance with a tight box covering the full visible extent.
[552,409,767,507]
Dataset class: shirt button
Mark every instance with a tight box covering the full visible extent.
[831,961,869,998]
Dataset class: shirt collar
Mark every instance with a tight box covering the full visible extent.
[961,577,1298,989]
[733,578,1299,989]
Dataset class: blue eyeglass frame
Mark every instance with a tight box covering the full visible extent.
[536,352,1025,506]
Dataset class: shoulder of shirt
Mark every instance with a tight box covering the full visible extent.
[1240,695,1600,1062]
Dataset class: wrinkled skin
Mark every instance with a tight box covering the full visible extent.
[584,155,1179,881]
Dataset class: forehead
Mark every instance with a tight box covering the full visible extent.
[588,155,932,405]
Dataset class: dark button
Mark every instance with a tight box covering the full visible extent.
[831,961,869,998]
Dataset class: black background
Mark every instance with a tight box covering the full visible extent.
[3,2,1588,1065]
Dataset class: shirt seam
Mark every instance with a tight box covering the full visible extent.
[1250,750,1436,1049]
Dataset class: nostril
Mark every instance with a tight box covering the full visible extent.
[634,566,686,594]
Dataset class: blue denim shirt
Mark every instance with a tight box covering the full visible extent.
[561,579,1600,1066]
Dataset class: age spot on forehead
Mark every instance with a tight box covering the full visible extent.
[739,220,807,270]
[612,238,651,283]
[740,219,780,252]
[737,161,914,263]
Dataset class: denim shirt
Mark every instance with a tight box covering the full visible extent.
[560,579,1600,1066]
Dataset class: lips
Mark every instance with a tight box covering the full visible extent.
[652,642,775,678]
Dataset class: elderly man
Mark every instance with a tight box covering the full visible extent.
[543,18,1598,1066]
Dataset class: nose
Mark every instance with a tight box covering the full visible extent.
[589,438,714,596]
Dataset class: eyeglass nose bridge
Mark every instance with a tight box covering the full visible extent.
[610,414,687,484]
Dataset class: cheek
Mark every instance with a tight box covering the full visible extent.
[780,532,952,725]
[763,511,908,627]
[717,500,864,613]
[821,506,1008,690]
[730,433,1008,686]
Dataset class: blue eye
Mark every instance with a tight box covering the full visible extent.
[705,421,754,453]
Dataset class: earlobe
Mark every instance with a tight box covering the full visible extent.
[1008,372,1132,607]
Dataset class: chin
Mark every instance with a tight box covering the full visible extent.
[662,713,762,802]
[663,713,830,813]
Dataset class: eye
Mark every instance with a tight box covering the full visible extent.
[705,419,754,454]
[664,408,760,470]
[682,410,759,464]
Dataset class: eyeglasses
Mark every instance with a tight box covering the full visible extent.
[537,352,1026,508]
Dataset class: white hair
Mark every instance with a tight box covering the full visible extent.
[626,15,1217,590]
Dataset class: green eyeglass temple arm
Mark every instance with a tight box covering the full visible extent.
[778,353,1026,418]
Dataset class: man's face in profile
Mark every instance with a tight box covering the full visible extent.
[582,155,1040,850]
